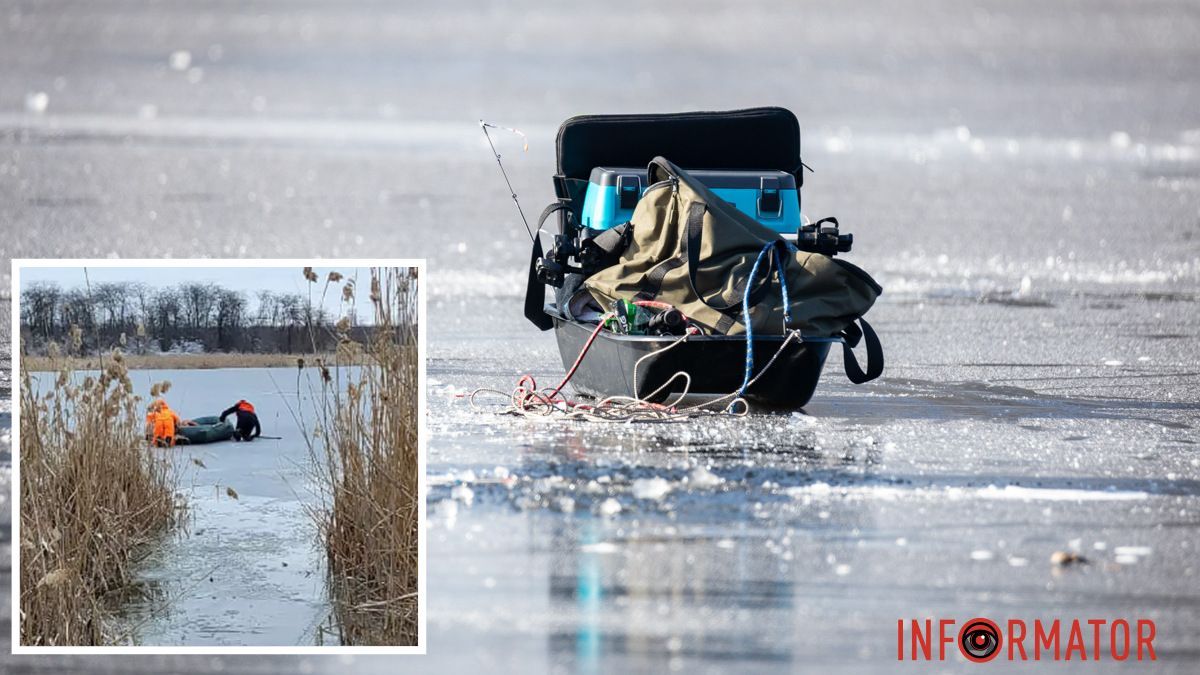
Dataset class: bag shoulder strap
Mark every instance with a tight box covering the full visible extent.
[680,201,775,313]
[523,203,571,330]
[840,317,884,383]
[586,222,630,257]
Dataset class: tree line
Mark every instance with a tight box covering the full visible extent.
[20,280,357,355]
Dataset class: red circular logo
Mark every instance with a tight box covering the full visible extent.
[958,618,1002,663]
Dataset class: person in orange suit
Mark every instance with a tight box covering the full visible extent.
[145,398,193,447]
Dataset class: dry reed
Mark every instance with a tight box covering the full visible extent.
[19,348,179,645]
[307,267,420,646]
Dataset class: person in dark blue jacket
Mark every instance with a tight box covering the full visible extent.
[219,399,261,441]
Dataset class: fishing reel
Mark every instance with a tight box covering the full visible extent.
[796,217,853,257]
[535,233,599,287]
[534,233,579,287]
[536,226,629,287]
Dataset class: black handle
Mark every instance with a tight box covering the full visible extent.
[841,318,884,384]
[523,203,571,330]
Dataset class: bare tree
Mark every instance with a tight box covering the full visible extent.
[59,289,95,335]
[150,288,182,351]
[20,282,61,341]
[20,279,351,355]
[214,289,247,351]
[93,282,131,332]
[181,282,219,330]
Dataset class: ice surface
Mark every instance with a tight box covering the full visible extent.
[3,0,1200,670]
[37,367,340,646]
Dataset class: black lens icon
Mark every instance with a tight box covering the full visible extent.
[958,618,1001,663]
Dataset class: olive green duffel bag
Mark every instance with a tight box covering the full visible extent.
[584,156,885,382]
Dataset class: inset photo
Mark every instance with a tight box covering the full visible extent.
[11,260,425,653]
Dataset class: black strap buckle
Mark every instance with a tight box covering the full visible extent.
[758,176,782,217]
[552,174,571,201]
[617,174,641,210]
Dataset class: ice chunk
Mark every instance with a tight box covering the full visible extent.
[977,485,1147,502]
[581,542,618,554]
[532,476,565,493]
[595,498,622,517]
[790,412,818,427]
[450,484,474,506]
[1113,545,1152,557]
[632,477,672,501]
[784,482,833,499]
[687,466,724,489]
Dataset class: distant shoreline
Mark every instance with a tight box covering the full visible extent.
[21,352,344,371]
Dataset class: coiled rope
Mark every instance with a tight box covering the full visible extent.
[468,289,807,422]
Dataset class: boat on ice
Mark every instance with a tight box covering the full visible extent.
[177,415,235,444]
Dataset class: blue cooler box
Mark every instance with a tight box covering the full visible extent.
[579,166,801,234]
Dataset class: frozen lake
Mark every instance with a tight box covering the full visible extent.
[1,0,1199,672]
[24,366,347,647]
[421,288,1199,672]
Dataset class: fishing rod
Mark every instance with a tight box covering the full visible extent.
[479,120,535,242]
[480,118,599,288]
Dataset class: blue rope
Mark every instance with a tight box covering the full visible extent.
[774,242,792,326]
[737,242,793,397]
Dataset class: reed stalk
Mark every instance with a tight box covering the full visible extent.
[19,348,179,645]
[306,267,420,646]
